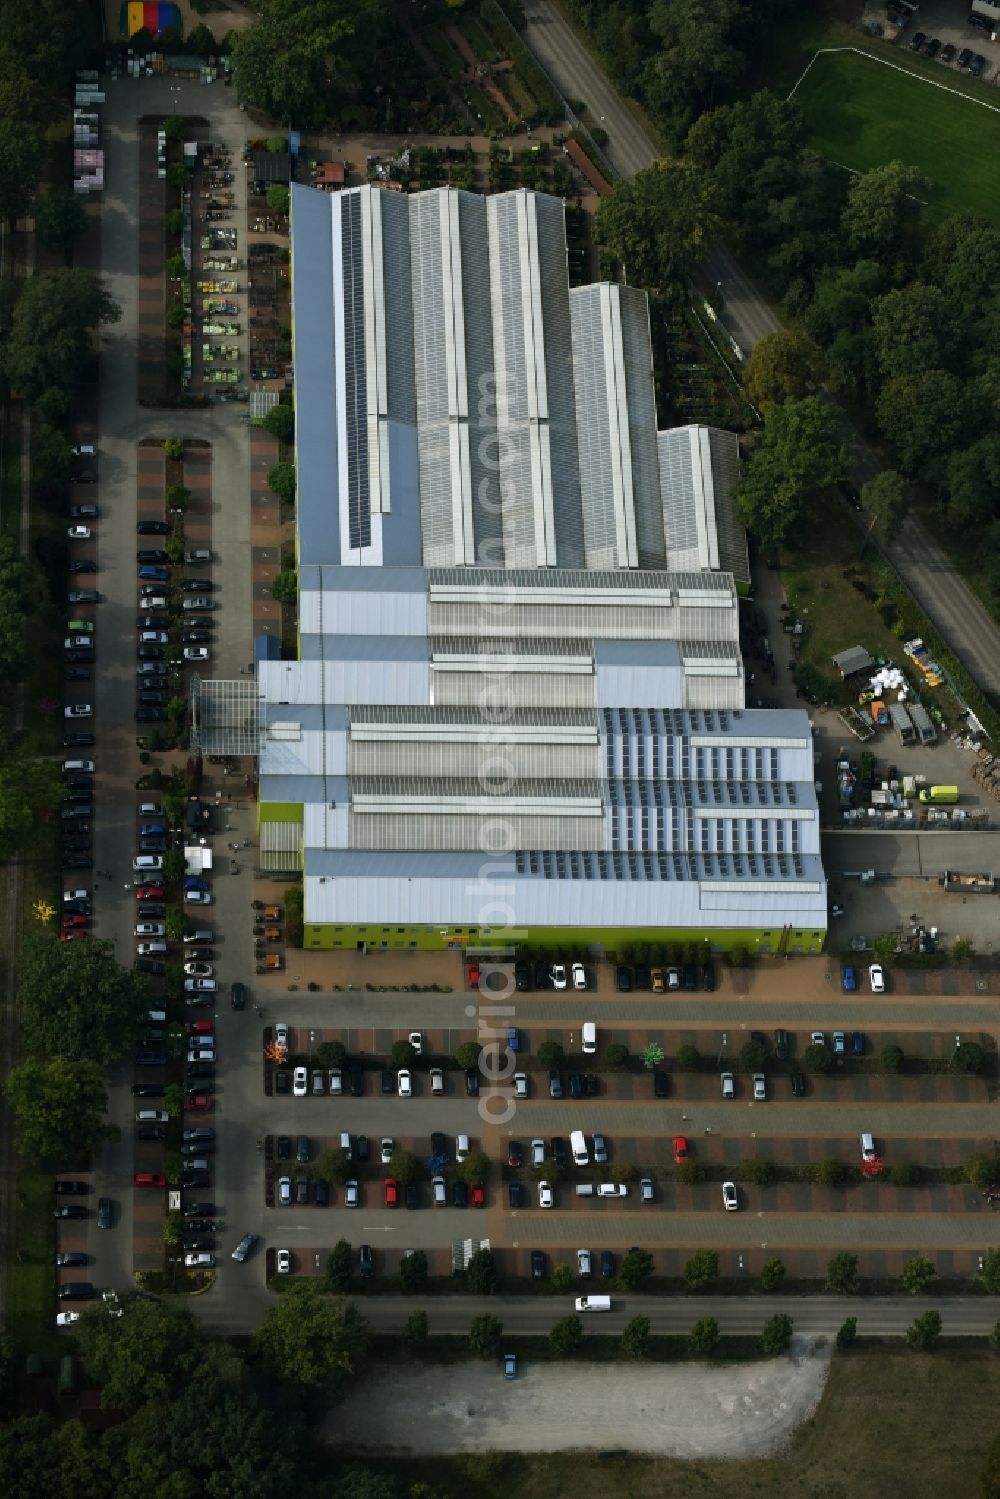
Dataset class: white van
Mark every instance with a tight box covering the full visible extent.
[598,1182,628,1198]
[138,802,163,816]
[860,1131,876,1162]
[570,1129,589,1167]
[575,1295,611,1312]
[574,1183,594,1197]
[582,1022,596,1055]
[339,1132,352,1159]
[147,1009,166,1023]
[63,759,95,774]
[430,1067,444,1094]
[135,1110,168,1123]
[432,1175,447,1205]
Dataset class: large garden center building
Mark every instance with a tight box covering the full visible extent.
[197,182,827,955]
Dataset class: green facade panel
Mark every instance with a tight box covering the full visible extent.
[302,922,824,955]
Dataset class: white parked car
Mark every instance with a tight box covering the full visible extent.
[455,1133,469,1163]
[513,1072,528,1098]
[184,1252,215,1267]
[64,703,92,718]
[184,962,214,978]
[531,1137,545,1166]
[276,1249,291,1274]
[134,922,165,937]
[56,1311,81,1326]
[292,1066,308,1097]
[571,962,587,990]
[380,1136,395,1165]
[397,1068,412,1098]
[274,1022,289,1052]
[277,1177,292,1206]
[183,646,210,661]
[429,1066,444,1093]
[408,1030,423,1054]
[344,1179,359,1207]
[722,1181,739,1212]
[184,890,213,905]
[184,978,217,992]
[538,1180,553,1208]
[63,888,90,903]
[810,1031,825,1047]
[869,962,886,993]
[328,1067,342,1095]
[67,526,91,540]
[753,1073,766,1101]
[721,1071,735,1099]
[550,964,567,990]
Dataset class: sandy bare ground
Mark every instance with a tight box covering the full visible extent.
[326,1338,832,1458]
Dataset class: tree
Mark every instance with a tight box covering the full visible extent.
[231,0,387,129]
[271,569,298,605]
[536,1040,564,1067]
[675,1043,700,1071]
[16,935,145,1064]
[468,1313,503,1358]
[267,185,290,216]
[316,1147,353,1186]
[453,1040,481,1070]
[641,1041,665,1069]
[551,1263,573,1293]
[618,1246,654,1291]
[399,1249,427,1293]
[267,462,296,504]
[5,1057,114,1161]
[0,746,62,858]
[684,1249,718,1290]
[460,1149,491,1186]
[841,160,928,257]
[594,160,718,290]
[187,23,218,57]
[163,437,184,460]
[827,1252,860,1294]
[316,1039,346,1067]
[403,1309,428,1352]
[165,208,185,236]
[861,470,909,544]
[965,1155,998,1190]
[163,848,186,884]
[0,535,34,680]
[165,161,190,190]
[738,1038,768,1072]
[33,187,86,254]
[983,1431,1000,1499]
[390,1038,416,1067]
[641,0,747,147]
[684,90,805,232]
[952,937,976,961]
[163,1083,183,1118]
[165,483,190,513]
[812,1158,854,1188]
[263,402,294,442]
[548,1314,583,1357]
[759,1312,794,1356]
[744,328,827,411]
[886,1161,921,1188]
[901,1256,936,1296]
[75,1296,208,1412]
[871,283,956,381]
[326,1239,354,1292]
[165,908,187,944]
[880,1042,904,1074]
[739,1157,776,1187]
[332,1467,402,1499]
[952,1041,986,1075]
[736,396,848,548]
[129,24,155,55]
[687,1315,720,1355]
[465,1247,498,1295]
[804,259,887,395]
[620,1315,651,1359]
[0,269,119,416]
[760,1256,786,1292]
[982,1249,1000,1294]
[876,370,982,485]
[163,1210,184,1246]
[905,1309,942,1352]
[0,119,44,222]
[676,1159,706,1185]
[804,1041,833,1075]
[836,1316,858,1351]
[254,1280,370,1392]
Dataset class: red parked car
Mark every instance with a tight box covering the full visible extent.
[466,962,481,987]
[471,1181,486,1207]
[60,930,88,942]
[186,1019,214,1035]
[383,1177,399,1208]
[61,913,90,928]
[184,1094,213,1112]
[135,885,165,901]
[133,1172,166,1188]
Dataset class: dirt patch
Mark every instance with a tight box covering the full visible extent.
[327,1338,831,1458]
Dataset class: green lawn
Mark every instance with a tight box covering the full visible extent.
[794,48,1000,222]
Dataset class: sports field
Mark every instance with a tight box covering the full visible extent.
[795,48,1000,223]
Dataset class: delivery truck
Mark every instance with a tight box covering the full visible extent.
[919,785,959,804]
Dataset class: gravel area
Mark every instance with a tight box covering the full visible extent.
[327,1338,832,1458]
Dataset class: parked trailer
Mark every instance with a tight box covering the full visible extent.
[888,701,916,746]
[907,702,937,744]
[940,871,995,893]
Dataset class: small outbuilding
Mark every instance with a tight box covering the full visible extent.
[253,152,291,193]
[832,645,873,678]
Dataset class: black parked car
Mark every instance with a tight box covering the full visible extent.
[452,1179,468,1207]
[633,964,650,990]
[508,1140,524,1168]
[508,1182,525,1207]
[132,1084,163,1097]
[313,1178,329,1207]
[274,1069,289,1094]
[355,1134,370,1163]
[531,1249,547,1280]
[584,1073,599,1098]
[380,1069,393,1094]
[600,1250,615,1279]
[183,1235,215,1251]
[230,981,247,1010]
[295,1176,309,1205]
[404,1180,419,1209]
[790,1071,806,1097]
[702,962,716,992]
[514,960,531,991]
[54,1180,89,1195]
[358,1244,374,1279]
[533,960,549,990]
[348,1066,364,1097]
[97,1198,112,1229]
[465,1067,480,1097]
[551,1136,567,1167]
[653,1070,669,1098]
[774,1029,790,1061]
[616,964,632,992]
[275,1136,291,1161]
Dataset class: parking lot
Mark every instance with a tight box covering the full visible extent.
[49,70,1000,1336]
[889,0,1000,82]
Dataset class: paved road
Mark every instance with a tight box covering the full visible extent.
[520,0,1000,698]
